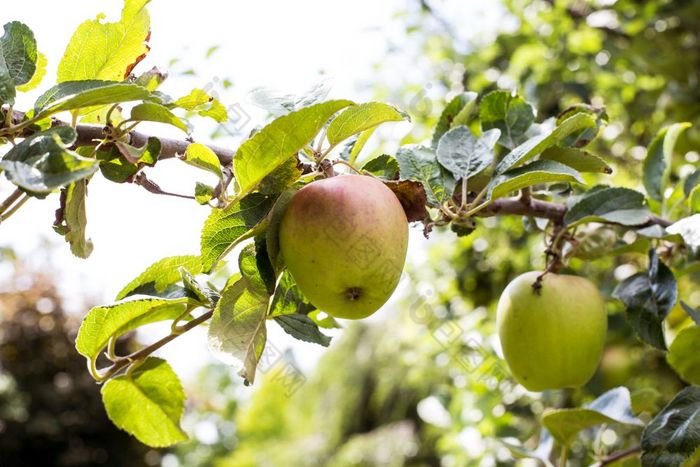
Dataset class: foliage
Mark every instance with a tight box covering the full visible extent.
[0,0,698,465]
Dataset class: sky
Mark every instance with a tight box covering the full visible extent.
[1,0,508,381]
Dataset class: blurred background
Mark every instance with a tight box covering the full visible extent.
[1,0,699,465]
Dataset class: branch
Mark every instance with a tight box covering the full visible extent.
[0,188,23,215]
[96,309,214,381]
[478,196,672,228]
[596,445,642,466]
[9,110,235,165]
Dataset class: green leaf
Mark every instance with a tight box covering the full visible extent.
[194,182,215,205]
[114,137,160,165]
[182,143,223,179]
[326,102,408,146]
[681,301,700,326]
[488,159,584,200]
[172,88,227,123]
[612,249,677,350]
[643,123,692,202]
[76,297,191,360]
[308,309,341,329]
[555,104,607,148]
[16,51,46,92]
[540,146,612,174]
[233,100,353,195]
[101,357,187,447]
[542,387,643,446]
[0,22,38,103]
[34,80,152,115]
[431,92,478,148]
[96,146,140,183]
[1,127,98,192]
[564,187,651,227]
[495,112,597,174]
[62,180,93,258]
[396,145,456,206]
[265,190,296,273]
[668,326,700,385]
[274,314,331,347]
[269,272,315,317]
[666,214,700,250]
[116,255,203,300]
[342,128,376,165]
[57,0,150,82]
[207,249,269,384]
[479,90,534,149]
[179,267,215,306]
[436,126,500,179]
[642,386,700,467]
[200,193,276,272]
[502,429,554,467]
[257,155,303,195]
[361,155,400,179]
[684,168,700,198]
[130,102,189,133]
[134,66,167,91]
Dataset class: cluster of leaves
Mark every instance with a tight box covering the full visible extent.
[1,0,699,464]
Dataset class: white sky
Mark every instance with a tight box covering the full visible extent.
[1,0,508,381]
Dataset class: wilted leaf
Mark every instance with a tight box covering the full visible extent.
[384,179,429,222]
[62,180,93,258]
[396,145,456,207]
[102,357,187,447]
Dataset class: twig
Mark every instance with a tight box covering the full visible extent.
[94,309,214,381]
[0,188,23,215]
[0,193,30,222]
[133,172,195,200]
[596,445,642,466]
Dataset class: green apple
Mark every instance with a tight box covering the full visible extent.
[279,174,408,319]
[496,271,607,391]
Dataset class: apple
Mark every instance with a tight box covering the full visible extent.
[279,174,408,319]
[496,271,607,391]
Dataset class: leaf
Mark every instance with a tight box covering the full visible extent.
[265,190,296,273]
[684,168,700,198]
[479,90,535,149]
[643,123,692,202]
[101,357,187,447]
[555,104,607,148]
[0,22,38,103]
[396,145,456,206]
[326,102,408,146]
[172,88,227,123]
[257,155,303,195]
[34,80,152,115]
[361,155,400,179]
[384,179,429,222]
[62,180,93,258]
[308,309,341,329]
[76,297,190,360]
[436,126,500,179]
[681,301,700,326]
[667,215,700,250]
[542,387,643,446]
[564,187,652,227]
[1,127,98,192]
[182,143,223,179]
[233,100,353,195]
[431,92,478,148]
[612,249,677,349]
[642,386,700,467]
[207,249,270,384]
[57,0,150,82]
[502,429,554,467]
[342,128,376,165]
[488,159,584,200]
[130,102,189,133]
[116,255,202,300]
[269,272,315,317]
[495,112,597,174]
[668,326,700,385]
[16,51,46,92]
[540,146,612,174]
[114,137,160,165]
[194,182,215,205]
[200,193,276,272]
[96,146,140,183]
[179,267,216,306]
[274,314,331,347]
